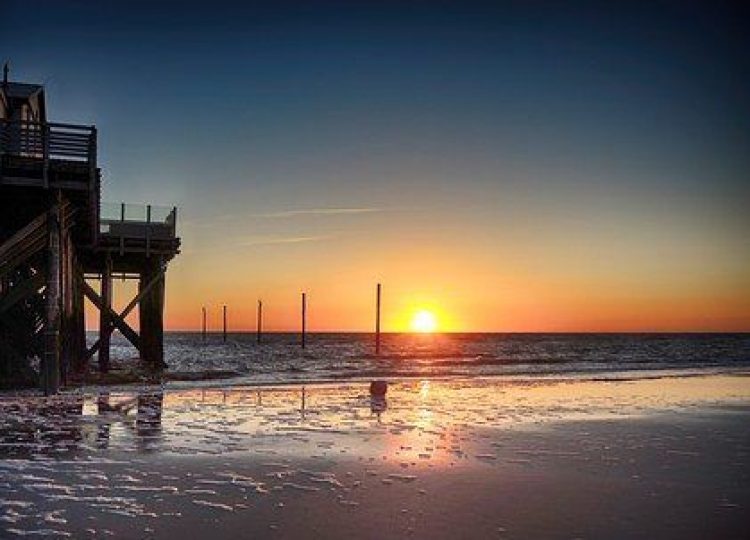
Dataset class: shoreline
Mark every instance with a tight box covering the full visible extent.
[2,365,749,399]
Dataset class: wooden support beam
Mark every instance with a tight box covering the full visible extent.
[139,259,165,369]
[59,208,73,384]
[301,292,307,349]
[81,276,141,352]
[98,256,112,373]
[70,269,87,374]
[42,193,62,395]
[0,212,48,280]
[85,339,101,362]
[375,283,382,356]
[119,263,165,320]
[223,305,227,343]
[80,266,164,368]
[0,212,47,262]
[82,264,160,366]
[202,306,206,341]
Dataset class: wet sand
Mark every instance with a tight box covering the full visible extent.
[1,374,749,539]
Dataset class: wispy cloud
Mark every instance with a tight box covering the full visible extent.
[239,235,332,247]
[256,208,383,219]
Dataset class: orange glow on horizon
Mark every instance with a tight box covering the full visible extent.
[81,240,750,333]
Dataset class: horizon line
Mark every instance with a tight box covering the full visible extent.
[102,330,750,335]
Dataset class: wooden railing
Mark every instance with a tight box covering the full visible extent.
[99,203,178,256]
[0,119,97,169]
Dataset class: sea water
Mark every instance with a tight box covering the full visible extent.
[105,332,750,384]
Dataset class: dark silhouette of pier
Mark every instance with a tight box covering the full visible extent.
[0,67,180,393]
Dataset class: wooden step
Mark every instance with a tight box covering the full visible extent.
[0,201,75,279]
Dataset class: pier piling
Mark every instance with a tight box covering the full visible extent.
[139,259,166,369]
[375,283,382,356]
[301,292,307,349]
[222,305,227,343]
[42,195,62,394]
[98,256,113,374]
[202,306,207,342]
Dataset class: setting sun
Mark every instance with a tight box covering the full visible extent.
[411,310,438,333]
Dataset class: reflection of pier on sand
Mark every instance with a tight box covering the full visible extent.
[1,375,748,460]
[0,391,165,458]
[1,376,749,538]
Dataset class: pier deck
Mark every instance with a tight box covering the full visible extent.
[0,76,180,393]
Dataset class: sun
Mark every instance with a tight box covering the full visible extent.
[411,310,438,333]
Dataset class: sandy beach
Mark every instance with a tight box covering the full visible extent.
[1,373,749,539]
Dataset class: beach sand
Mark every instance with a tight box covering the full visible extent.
[1,374,749,539]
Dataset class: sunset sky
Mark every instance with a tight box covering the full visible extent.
[3,1,748,332]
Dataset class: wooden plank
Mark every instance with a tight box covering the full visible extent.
[48,133,91,142]
[48,145,90,152]
[0,203,73,279]
[0,235,46,279]
[85,339,100,362]
[0,212,47,261]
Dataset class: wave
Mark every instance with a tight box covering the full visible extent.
[97,332,750,385]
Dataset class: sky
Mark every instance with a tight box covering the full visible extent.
[2,0,749,332]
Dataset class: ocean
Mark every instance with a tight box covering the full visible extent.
[106,332,750,385]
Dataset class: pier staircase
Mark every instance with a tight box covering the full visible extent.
[0,202,77,387]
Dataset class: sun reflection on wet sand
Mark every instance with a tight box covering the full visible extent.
[0,374,749,537]
[1,374,749,460]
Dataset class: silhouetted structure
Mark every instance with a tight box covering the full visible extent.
[0,69,180,393]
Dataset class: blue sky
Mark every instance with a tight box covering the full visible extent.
[3,1,748,330]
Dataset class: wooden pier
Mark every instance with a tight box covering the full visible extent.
[0,71,180,393]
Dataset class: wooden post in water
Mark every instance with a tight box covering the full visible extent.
[222,305,227,343]
[301,292,307,349]
[375,283,382,356]
[256,300,263,344]
[202,306,207,342]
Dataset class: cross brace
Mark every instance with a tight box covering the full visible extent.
[81,264,166,361]
[81,278,141,354]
